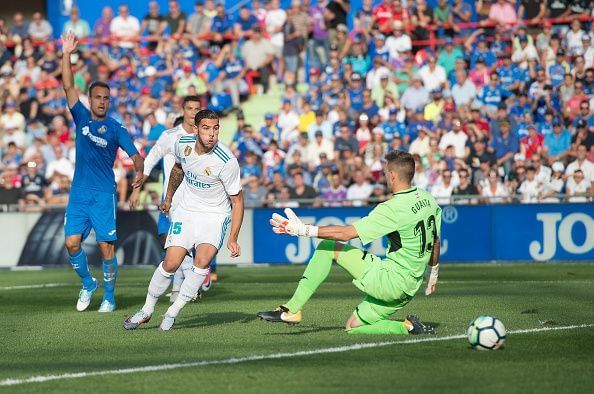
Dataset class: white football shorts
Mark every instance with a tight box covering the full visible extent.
[164,208,232,251]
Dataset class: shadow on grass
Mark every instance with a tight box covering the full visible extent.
[175,312,257,329]
[265,325,340,335]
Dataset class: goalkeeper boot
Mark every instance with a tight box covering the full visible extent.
[257,305,302,325]
[76,277,98,312]
[159,313,176,331]
[405,314,436,335]
[123,310,152,330]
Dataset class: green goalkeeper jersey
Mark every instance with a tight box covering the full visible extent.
[352,186,442,296]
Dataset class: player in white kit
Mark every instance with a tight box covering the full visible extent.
[124,110,244,331]
[129,96,206,302]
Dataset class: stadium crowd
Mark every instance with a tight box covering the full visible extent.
[0,0,593,211]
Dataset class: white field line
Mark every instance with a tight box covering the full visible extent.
[0,283,75,290]
[1,323,592,387]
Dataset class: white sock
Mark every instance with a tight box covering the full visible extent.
[142,262,174,315]
[172,255,193,292]
[166,266,209,318]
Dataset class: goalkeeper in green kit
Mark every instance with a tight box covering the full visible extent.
[258,151,441,335]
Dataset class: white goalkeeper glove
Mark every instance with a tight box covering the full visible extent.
[270,208,319,237]
[425,264,439,295]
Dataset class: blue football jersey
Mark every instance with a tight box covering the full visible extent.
[70,101,139,193]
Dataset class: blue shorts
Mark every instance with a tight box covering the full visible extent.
[284,55,299,73]
[64,187,117,242]
[157,211,171,236]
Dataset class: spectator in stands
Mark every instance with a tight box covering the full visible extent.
[19,161,46,211]
[62,7,90,40]
[451,69,477,107]
[141,1,166,50]
[94,6,114,40]
[481,168,509,203]
[565,144,594,186]
[452,168,478,204]
[289,171,317,206]
[489,0,517,26]
[432,167,454,204]
[322,173,347,207]
[489,120,519,175]
[401,75,429,112]
[244,175,267,208]
[241,26,274,93]
[165,0,186,38]
[420,55,447,93]
[346,169,373,206]
[187,1,210,48]
[439,117,467,159]
[518,166,540,203]
[28,12,52,42]
[520,124,544,159]
[565,169,591,202]
[45,144,74,180]
[540,161,565,203]
[386,20,412,60]
[110,4,141,49]
[10,13,29,41]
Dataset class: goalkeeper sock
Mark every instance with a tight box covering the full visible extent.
[346,320,410,335]
[142,262,173,315]
[102,257,118,303]
[166,265,209,318]
[285,240,335,313]
[69,249,95,290]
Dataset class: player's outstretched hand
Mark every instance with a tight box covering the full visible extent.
[61,31,78,54]
[270,208,318,237]
[159,199,171,215]
[227,240,241,258]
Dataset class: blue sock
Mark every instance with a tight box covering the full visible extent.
[211,256,217,272]
[69,249,95,289]
[102,257,118,303]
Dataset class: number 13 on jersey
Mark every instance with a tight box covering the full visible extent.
[414,215,436,258]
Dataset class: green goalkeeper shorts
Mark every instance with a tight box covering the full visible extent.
[337,246,414,325]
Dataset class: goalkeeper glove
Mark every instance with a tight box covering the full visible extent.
[425,264,439,296]
[270,208,319,237]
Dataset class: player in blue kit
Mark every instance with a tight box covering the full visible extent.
[61,31,144,313]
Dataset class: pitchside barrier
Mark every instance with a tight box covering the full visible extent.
[0,203,592,268]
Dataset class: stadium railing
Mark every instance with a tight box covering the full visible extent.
[0,193,591,213]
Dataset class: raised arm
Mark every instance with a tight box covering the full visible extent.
[61,31,79,108]
[159,163,184,214]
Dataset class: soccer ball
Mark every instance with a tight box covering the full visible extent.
[467,315,506,351]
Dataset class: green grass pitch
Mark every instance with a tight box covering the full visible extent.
[1,263,593,393]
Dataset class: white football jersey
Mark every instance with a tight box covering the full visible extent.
[143,125,193,204]
[174,135,241,214]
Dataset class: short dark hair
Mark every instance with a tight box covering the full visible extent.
[194,109,219,127]
[173,116,184,127]
[88,80,110,96]
[182,95,201,108]
[385,150,415,184]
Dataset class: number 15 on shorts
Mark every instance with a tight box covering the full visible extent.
[169,222,182,235]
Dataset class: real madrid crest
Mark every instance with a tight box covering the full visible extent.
[184,146,192,156]
[98,125,107,134]
[204,167,212,176]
